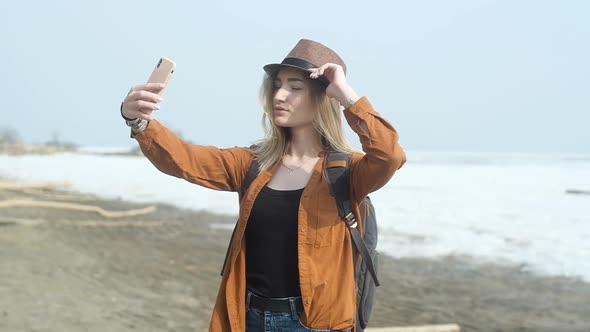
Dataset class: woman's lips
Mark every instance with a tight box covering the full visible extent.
[273,107,288,115]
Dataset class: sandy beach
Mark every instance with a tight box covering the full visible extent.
[1,182,589,332]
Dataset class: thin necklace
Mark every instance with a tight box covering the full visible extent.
[281,157,318,175]
[281,162,304,175]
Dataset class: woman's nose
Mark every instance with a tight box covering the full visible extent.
[274,87,288,102]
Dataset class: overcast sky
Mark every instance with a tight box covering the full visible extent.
[1,0,588,153]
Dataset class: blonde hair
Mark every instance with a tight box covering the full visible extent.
[251,69,358,172]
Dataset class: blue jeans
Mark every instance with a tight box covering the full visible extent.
[245,294,350,332]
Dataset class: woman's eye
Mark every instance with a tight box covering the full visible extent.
[291,86,302,91]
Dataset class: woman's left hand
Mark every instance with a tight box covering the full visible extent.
[309,63,359,107]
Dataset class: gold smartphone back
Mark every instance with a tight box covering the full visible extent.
[147,57,176,95]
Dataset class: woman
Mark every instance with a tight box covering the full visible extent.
[120,39,406,332]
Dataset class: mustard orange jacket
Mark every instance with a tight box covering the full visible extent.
[133,97,406,331]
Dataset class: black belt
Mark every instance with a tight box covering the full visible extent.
[247,291,304,314]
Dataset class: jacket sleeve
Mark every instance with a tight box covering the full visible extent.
[132,120,253,192]
[344,97,406,202]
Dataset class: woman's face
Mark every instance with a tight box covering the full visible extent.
[272,67,316,128]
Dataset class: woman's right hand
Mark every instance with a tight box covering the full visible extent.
[121,83,165,120]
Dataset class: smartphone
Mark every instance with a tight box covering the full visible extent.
[147,57,176,95]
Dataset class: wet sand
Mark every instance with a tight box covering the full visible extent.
[1,184,589,332]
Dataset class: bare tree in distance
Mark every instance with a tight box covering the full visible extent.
[0,127,21,144]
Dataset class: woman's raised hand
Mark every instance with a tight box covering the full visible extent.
[121,83,165,120]
[308,63,359,107]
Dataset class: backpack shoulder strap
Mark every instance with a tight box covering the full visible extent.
[324,151,380,286]
[221,158,260,276]
[241,158,260,197]
[324,152,355,221]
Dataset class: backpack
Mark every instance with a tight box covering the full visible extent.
[221,151,379,331]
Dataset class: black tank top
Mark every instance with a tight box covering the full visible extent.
[245,186,304,298]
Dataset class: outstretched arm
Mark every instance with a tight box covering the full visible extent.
[120,84,253,192]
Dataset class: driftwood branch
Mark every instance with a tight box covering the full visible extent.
[367,325,460,332]
[0,217,164,227]
[56,219,164,227]
[0,180,95,200]
[16,188,96,201]
[0,217,45,226]
[566,189,590,195]
[0,199,156,218]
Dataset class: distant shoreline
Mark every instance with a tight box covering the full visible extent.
[0,143,144,157]
[0,142,78,155]
[3,143,590,157]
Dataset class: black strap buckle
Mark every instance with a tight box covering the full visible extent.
[344,212,358,228]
